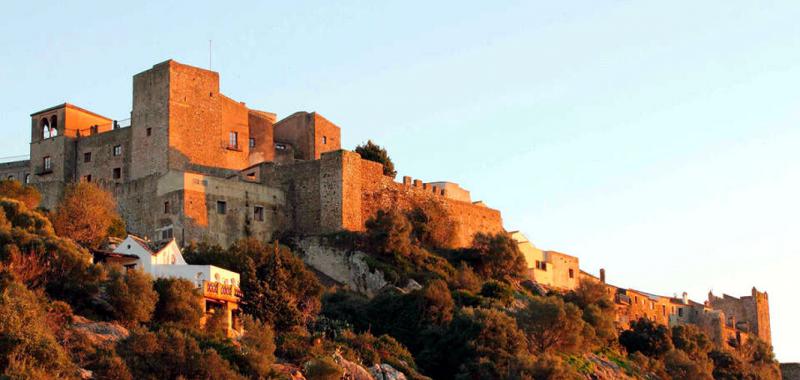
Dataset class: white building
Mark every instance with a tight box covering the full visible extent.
[95,235,243,333]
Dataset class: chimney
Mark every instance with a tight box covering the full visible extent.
[682,292,688,305]
[599,268,606,283]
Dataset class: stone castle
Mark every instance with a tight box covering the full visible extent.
[0,59,503,248]
[0,60,771,348]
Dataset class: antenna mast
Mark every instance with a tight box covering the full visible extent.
[209,40,212,69]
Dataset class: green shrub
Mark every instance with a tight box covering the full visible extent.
[103,267,158,327]
[153,278,203,328]
[355,140,396,178]
[304,356,344,380]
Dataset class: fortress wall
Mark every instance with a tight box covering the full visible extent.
[0,160,30,184]
[709,289,771,343]
[75,127,132,184]
[336,150,504,248]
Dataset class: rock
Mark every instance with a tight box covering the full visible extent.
[78,368,93,379]
[333,352,376,380]
[297,237,389,297]
[782,363,800,380]
[369,363,408,380]
[272,363,306,380]
[403,279,422,292]
[69,315,130,346]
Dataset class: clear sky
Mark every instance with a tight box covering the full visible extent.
[1,1,798,361]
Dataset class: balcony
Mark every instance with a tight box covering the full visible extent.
[203,280,242,302]
[34,165,53,176]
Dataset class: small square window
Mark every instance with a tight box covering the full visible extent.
[568,268,574,278]
[249,138,255,148]
[146,128,152,136]
[164,201,170,214]
[216,201,227,214]
[83,174,92,182]
[113,167,121,179]
[84,152,92,163]
[254,206,264,221]
[113,145,122,156]
[322,136,327,144]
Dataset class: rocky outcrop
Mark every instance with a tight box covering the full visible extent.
[69,315,130,346]
[369,363,408,380]
[296,236,389,297]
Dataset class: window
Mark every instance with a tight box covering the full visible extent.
[229,131,238,149]
[160,228,173,241]
[113,167,121,179]
[43,156,52,171]
[216,200,227,214]
[113,145,122,156]
[275,143,286,150]
[662,305,666,316]
[249,138,255,148]
[24,174,30,184]
[568,268,574,278]
[90,125,98,135]
[84,152,92,163]
[678,308,684,317]
[534,260,547,271]
[322,136,327,144]
[41,118,50,139]
[83,175,92,182]
[7,175,14,180]
[254,206,264,221]
[146,128,152,136]
[164,201,170,214]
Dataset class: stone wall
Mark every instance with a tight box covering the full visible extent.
[273,112,341,161]
[75,127,131,184]
[708,288,771,343]
[0,160,30,183]
[248,110,276,165]
[131,61,170,180]
[295,236,389,297]
[265,150,504,248]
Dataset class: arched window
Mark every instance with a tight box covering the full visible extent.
[41,118,50,139]
[24,174,30,184]
[50,116,58,137]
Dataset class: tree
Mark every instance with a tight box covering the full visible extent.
[152,278,203,328]
[0,279,78,378]
[52,182,121,248]
[451,262,481,293]
[185,239,323,330]
[365,209,413,257]
[0,179,41,210]
[671,324,712,361]
[418,307,528,380]
[461,232,526,280]
[0,197,104,312]
[619,318,673,358]
[355,140,397,178]
[103,267,158,327]
[515,295,587,354]
[663,349,713,380]
[238,316,276,378]
[118,327,244,380]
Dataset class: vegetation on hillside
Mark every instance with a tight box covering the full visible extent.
[0,179,782,379]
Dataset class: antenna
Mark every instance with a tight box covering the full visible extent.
[209,40,212,69]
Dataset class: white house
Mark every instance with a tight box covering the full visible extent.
[95,235,243,334]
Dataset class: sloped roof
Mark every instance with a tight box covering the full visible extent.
[127,234,173,255]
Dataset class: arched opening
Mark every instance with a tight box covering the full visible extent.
[50,115,58,137]
[41,118,50,139]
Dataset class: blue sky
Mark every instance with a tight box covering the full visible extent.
[1,1,798,361]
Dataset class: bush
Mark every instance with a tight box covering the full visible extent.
[515,295,587,354]
[479,280,514,306]
[0,279,77,378]
[103,267,158,327]
[458,232,526,280]
[0,198,104,312]
[238,316,276,378]
[418,307,527,380]
[321,290,370,331]
[355,140,396,178]
[118,327,244,380]
[52,182,121,248]
[663,349,713,380]
[0,179,41,210]
[185,239,322,330]
[619,318,673,358]
[153,278,203,328]
[366,209,413,258]
[451,262,481,292]
[304,356,344,380]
